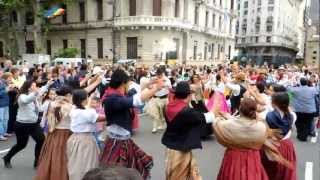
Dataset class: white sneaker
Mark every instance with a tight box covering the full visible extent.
[0,136,8,141]
[152,128,157,133]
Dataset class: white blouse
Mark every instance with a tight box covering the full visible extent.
[70,108,99,133]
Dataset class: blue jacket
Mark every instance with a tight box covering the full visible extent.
[266,110,293,136]
[0,80,9,107]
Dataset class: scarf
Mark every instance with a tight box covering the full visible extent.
[214,116,293,169]
[165,92,188,122]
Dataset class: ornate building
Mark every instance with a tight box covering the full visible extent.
[0,0,237,65]
[235,0,305,65]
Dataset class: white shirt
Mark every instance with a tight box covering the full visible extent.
[154,76,171,97]
[70,108,99,133]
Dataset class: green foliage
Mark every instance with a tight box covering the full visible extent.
[55,48,79,58]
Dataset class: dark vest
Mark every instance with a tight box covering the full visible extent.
[162,107,206,151]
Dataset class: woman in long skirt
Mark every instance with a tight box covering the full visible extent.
[100,69,163,179]
[261,92,297,180]
[214,98,292,180]
[67,89,105,180]
[35,86,73,180]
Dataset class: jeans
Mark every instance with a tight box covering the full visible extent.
[0,106,9,136]
[4,122,45,165]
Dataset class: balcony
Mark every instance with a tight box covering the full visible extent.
[50,20,113,31]
[114,16,193,30]
[235,42,299,51]
[114,16,235,39]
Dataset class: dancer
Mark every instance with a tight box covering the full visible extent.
[3,80,50,168]
[67,89,105,180]
[214,98,292,180]
[262,92,297,180]
[100,69,164,179]
[35,85,73,180]
[162,81,216,180]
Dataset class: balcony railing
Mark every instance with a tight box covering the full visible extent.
[114,16,235,39]
[50,20,112,30]
[114,16,193,29]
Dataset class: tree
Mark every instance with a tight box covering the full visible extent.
[0,0,76,60]
[55,48,79,58]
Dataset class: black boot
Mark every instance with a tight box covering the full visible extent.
[2,156,12,168]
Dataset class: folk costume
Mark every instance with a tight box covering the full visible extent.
[162,81,214,180]
[100,88,153,180]
[35,96,72,180]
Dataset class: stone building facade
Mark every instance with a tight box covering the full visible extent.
[235,0,305,65]
[0,0,237,65]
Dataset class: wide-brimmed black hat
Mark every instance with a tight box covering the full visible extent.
[172,81,192,97]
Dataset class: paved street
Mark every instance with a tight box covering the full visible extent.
[0,115,319,180]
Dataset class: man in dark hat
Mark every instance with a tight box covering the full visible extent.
[161,81,216,180]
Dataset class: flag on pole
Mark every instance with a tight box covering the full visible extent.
[44,5,65,19]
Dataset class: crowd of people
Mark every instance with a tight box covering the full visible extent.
[0,59,319,180]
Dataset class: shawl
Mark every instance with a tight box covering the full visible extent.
[214,116,293,169]
[46,96,72,133]
[165,92,188,122]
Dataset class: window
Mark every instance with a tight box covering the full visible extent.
[268,6,274,11]
[228,45,231,59]
[25,11,34,25]
[268,0,274,4]
[257,7,261,12]
[46,40,51,55]
[205,11,209,27]
[11,11,18,23]
[204,42,208,60]
[258,0,261,6]
[244,10,248,15]
[63,40,68,49]
[266,36,271,42]
[266,25,273,32]
[79,1,85,22]
[236,21,239,34]
[127,37,138,59]
[255,37,259,43]
[220,0,222,7]
[129,0,136,16]
[62,4,67,24]
[313,51,317,54]
[231,0,234,10]
[97,38,103,59]
[80,39,86,58]
[211,43,215,59]
[219,16,222,31]
[212,14,216,28]
[194,6,199,25]
[193,41,198,60]
[244,1,248,8]
[255,17,260,33]
[97,0,103,20]
[313,57,316,59]
[175,0,179,17]
[229,19,232,34]
[26,41,35,53]
[153,0,161,16]
[0,41,3,57]
[217,44,221,59]
[241,38,245,43]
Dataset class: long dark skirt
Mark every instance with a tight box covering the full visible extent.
[100,138,153,180]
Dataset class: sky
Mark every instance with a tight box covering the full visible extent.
[309,0,319,25]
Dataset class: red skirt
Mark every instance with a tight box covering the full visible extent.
[261,139,297,180]
[100,138,153,180]
[35,129,72,180]
[217,149,268,180]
